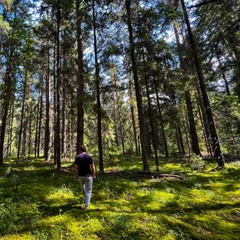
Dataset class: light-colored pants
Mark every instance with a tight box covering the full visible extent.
[78,174,93,208]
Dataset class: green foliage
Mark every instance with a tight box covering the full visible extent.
[211,94,240,154]
[0,197,40,235]
[0,156,239,239]
[0,15,11,33]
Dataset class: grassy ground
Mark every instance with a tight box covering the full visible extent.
[0,155,239,240]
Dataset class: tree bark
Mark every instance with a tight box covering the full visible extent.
[127,77,139,155]
[6,104,14,163]
[176,125,185,156]
[180,0,225,168]
[55,1,61,169]
[172,17,201,156]
[28,104,33,159]
[62,73,67,159]
[113,71,125,154]
[17,74,28,162]
[112,71,120,147]
[185,91,201,155]
[37,91,43,158]
[44,36,51,162]
[125,0,150,171]
[142,47,159,171]
[76,0,84,154]
[92,0,103,171]
[0,50,14,166]
[153,76,169,157]
[34,85,43,158]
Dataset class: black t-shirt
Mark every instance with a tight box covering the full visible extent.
[74,153,93,176]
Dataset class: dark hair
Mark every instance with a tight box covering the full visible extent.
[80,145,86,152]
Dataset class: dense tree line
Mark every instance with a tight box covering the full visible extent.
[0,0,239,171]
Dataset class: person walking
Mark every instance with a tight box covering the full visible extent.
[74,145,96,210]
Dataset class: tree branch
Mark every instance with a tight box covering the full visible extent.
[188,0,220,9]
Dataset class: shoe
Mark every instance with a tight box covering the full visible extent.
[83,206,88,211]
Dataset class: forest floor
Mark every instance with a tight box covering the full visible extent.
[0,154,239,240]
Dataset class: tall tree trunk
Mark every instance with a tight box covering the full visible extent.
[113,71,125,154]
[44,39,51,162]
[185,91,201,155]
[0,6,9,164]
[169,85,185,156]
[0,51,13,166]
[17,74,27,162]
[117,105,125,154]
[61,43,67,159]
[68,104,74,159]
[176,125,185,156]
[7,104,14,163]
[195,94,212,156]
[55,1,61,169]
[127,77,138,155]
[116,91,125,154]
[112,72,120,147]
[22,113,27,156]
[180,0,225,168]
[92,0,103,171]
[193,75,213,156]
[142,48,159,171]
[28,104,33,159]
[113,98,120,147]
[37,92,43,158]
[173,20,201,156]
[35,88,40,158]
[125,0,150,171]
[62,74,66,159]
[76,0,84,154]
[153,76,169,157]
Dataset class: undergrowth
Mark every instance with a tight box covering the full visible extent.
[0,155,239,240]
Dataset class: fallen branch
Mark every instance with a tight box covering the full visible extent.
[137,171,184,179]
[159,173,184,179]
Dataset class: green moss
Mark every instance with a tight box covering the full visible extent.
[0,158,239,239]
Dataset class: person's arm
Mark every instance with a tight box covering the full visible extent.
[91,164,96,179]
[74,164,79,179]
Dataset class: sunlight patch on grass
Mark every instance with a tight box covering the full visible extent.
[65,217,103,239]
[45,185,75,205]
[125,163,143,171]
[38,214,70,231]
[158,190,176,202]
[145,190,176,210]
[159,162,186,172]
[190,189,216,204]
[22,165,36,171]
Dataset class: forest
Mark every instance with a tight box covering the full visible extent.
[0,0,239,239]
